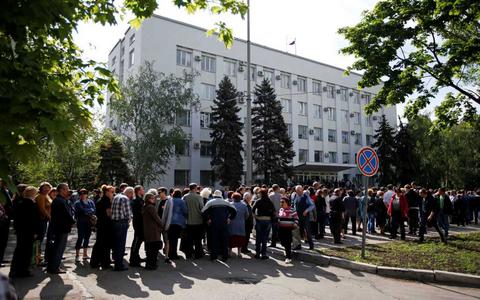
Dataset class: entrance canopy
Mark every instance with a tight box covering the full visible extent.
[293,162,356,173]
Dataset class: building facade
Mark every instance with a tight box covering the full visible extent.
[106,15,397,188]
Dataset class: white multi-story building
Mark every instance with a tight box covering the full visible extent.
[106,15,396,188]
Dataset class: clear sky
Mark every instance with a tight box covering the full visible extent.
[73,0,444,124]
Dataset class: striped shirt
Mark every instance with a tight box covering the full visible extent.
[278,207,298,229]
[111,193,133,221]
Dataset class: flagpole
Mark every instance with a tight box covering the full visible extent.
[245,0,253,186]
[294,39,297,55]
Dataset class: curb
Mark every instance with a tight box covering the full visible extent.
[286,248,480,288]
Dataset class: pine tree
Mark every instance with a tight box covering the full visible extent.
[252,79,295,185]
[210,76,244,190]
[372,115,397,186]
[97,134,132,186]
[395,119,417,185]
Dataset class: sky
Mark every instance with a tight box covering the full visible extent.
[73,0,444,124]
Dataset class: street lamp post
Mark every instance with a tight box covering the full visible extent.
[245,0,253,186]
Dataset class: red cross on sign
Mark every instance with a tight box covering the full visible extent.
[356,146,379,177]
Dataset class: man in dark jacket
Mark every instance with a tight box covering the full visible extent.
[435,187,452,237]
[47,183,75,274]
[329,188,345,244]
[405,184,420,235]
[129,185,145,267]
[202,191,237,262]
[419,189,446,243]
[9,186,39,277]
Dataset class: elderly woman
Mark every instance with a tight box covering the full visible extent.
[228,193,249,257]
[9,186,40,278]
[162,189,188,260]
[143,193,163,270]
[74,189,96,262]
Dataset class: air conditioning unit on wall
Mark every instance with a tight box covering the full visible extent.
[257,70,264,77]
[309,129,314,135]
[193,142,200,150]
[194,55,201,62]
[372,116,378,121]
[350,130,356,135]
[275,75,281,80]
[323,86,328,92]
[349,92,354,97]
[238,66,244,72]
[323,107,329,112]
[336,89,341,94]
[350,113,355,118]
[292,80,298,85]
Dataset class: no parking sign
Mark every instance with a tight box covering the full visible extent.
[356,146,379,177]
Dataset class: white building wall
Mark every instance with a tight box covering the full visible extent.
[106,15,397,188]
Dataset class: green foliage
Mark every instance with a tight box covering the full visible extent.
[96,129,133,186]
[395,119,417,186]
[339,0,480,122]
[372,115,397,186]
[210,76,244,189]
[14,127,100,190]
[112,61,198,185]
[0,0,247,183]
[252,79,295,185]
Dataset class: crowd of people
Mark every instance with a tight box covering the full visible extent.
[0,178,479,278]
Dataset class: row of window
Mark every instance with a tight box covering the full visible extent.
[296,126,373,144]
[174,169,214,187]
[176,48,373,103]
[298,150,347,164]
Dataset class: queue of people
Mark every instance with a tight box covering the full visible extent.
[0,178,479,279]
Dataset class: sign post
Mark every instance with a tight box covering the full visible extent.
[355,146,379,259]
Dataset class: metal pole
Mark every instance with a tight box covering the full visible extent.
[245,0,253,185]
[361,176,368,258]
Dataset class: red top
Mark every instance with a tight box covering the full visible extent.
[387,194,409,218]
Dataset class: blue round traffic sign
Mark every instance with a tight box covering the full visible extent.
[356,147,379,177]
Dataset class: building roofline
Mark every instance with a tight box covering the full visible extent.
[108,14,364,78]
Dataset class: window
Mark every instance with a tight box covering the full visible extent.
[174,170,190,186]
[298,125,308,139]
[329,152,337,163]
[201,55,216,72]
[280,73,290,88]
[224,60,236,77]
[298,77,306,92]
[328,129,337,142]
[201,83,216,100]
[286,123,292,137]
[200,141,213,157]
[339,88,347,101]
[326,84,335,98]
[326,107,336,121]
[128,49,135,67]
[341,109,349,123]
[312,81,322,95]
[355,133,362,145]
[298,149,308,163]
[298,102,308,116]
[314,150,323,162]
[364,94,371,104]
[264,69,274,84]
[245,66,256,81]
[175,140,190,156]
[200,170,214,187]
[341,131,349,144]
[176,110,191,127]
[200,112,211,128]
[313,127,322,141]
[352,90,360,104]
[342,152,350,164]
[119,59,124,82]
[176,48,192,67]
[129,34,135,45]
[120,46,125,57]
[354,112,361,125]
[366,134,374,146]
[112,56,116,66]
[281,99,291,113]
[365,116,373,127]
[313,104,322,119]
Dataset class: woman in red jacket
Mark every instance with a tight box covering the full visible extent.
[387,188,409,240]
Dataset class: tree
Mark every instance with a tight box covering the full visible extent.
[372,115,397,186]
[339,0,480,122]
[112,61,198,185]
[395,119,418,185]
[0,0,247,187]
[209,77,244,189]
[252,79,295,185]
[97,129,133,186]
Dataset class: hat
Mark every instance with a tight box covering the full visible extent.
[213,190,223,198]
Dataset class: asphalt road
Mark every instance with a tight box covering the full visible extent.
[2,228,479,300]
